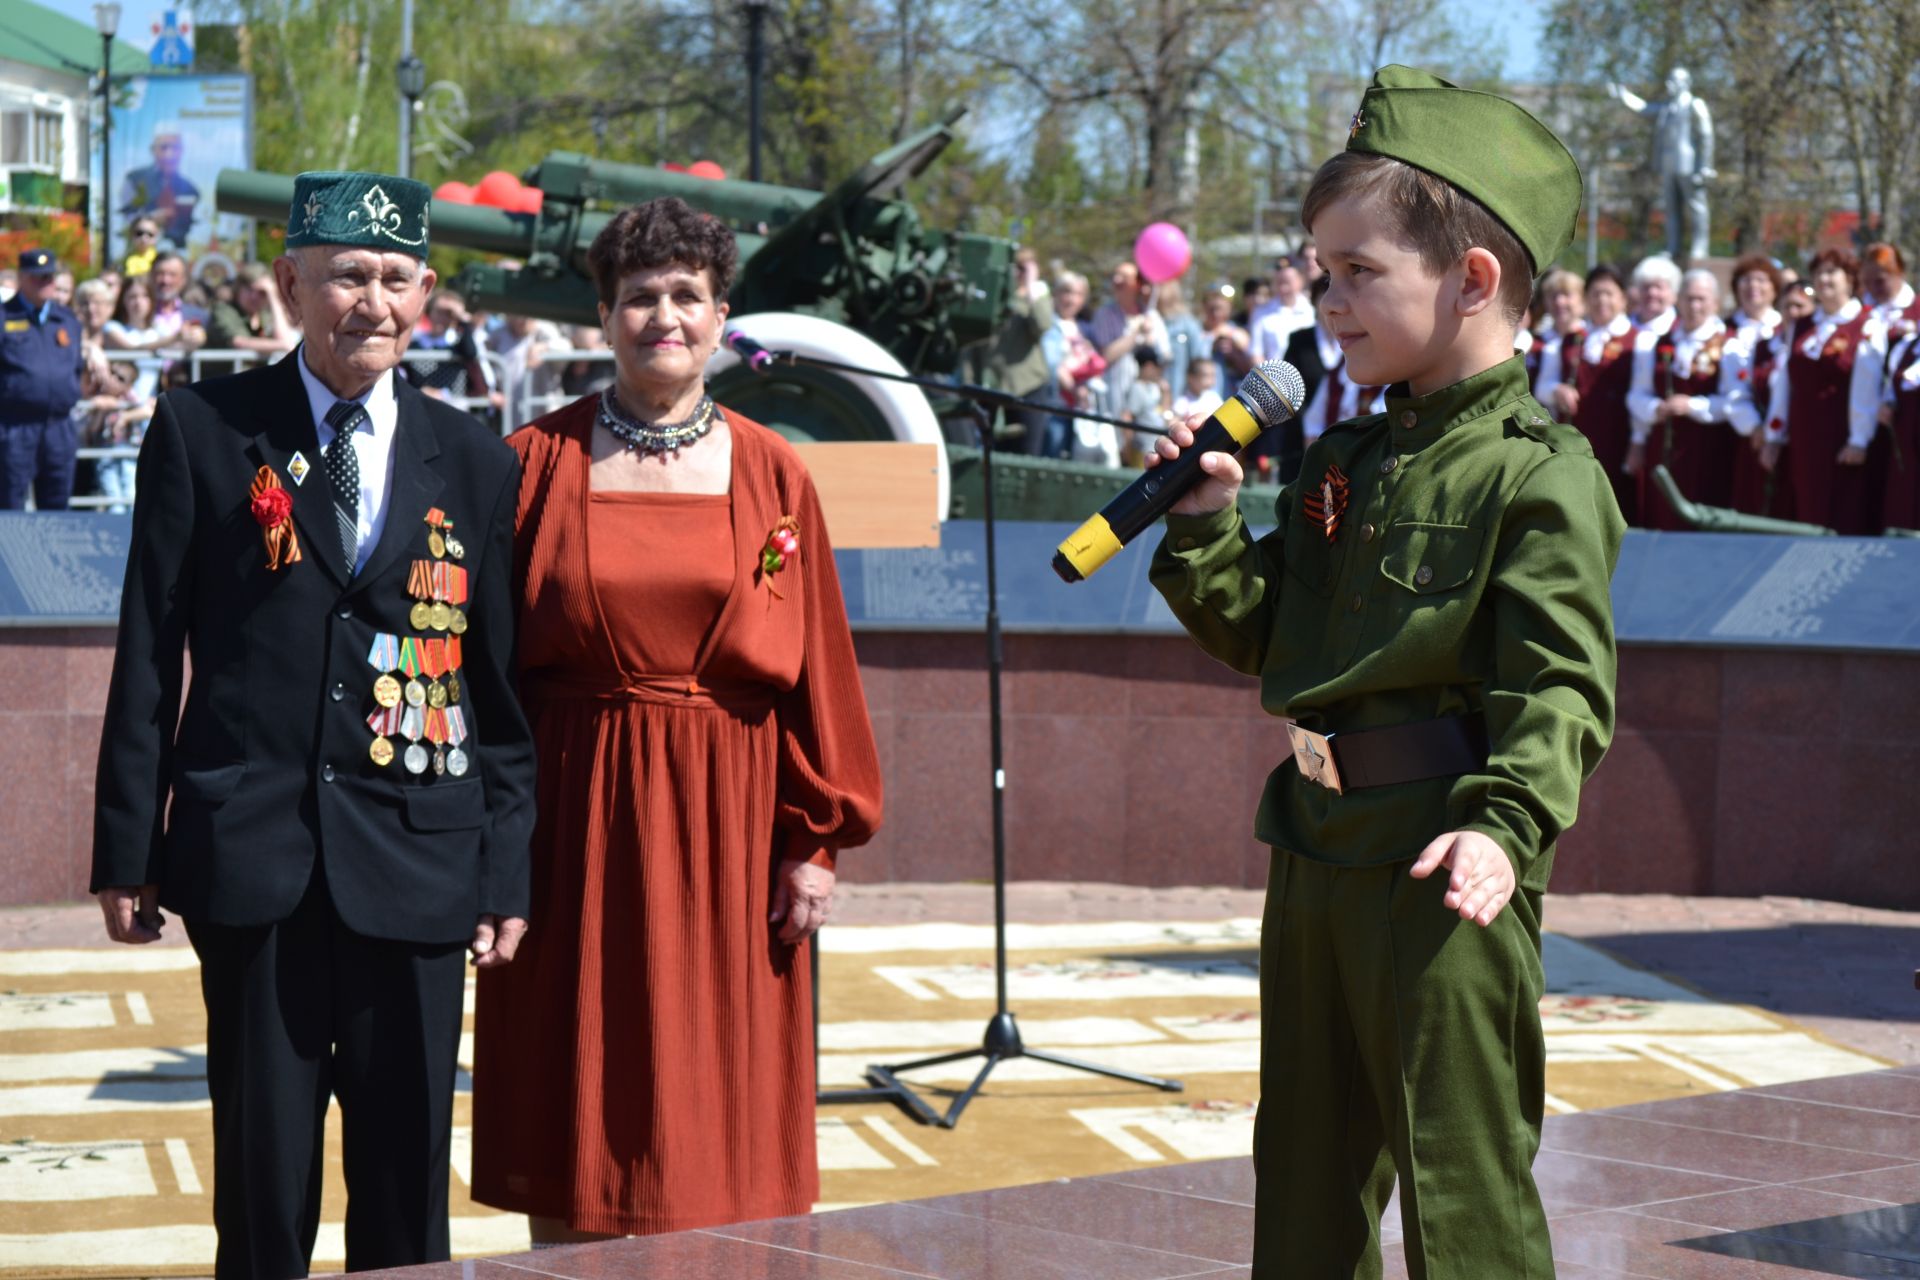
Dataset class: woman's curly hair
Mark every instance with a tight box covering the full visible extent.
[586,196,738,305]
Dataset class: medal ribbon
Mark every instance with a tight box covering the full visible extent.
[449,564,468,604]
[422,638,448,679]
[445,706,468,747]
[408,560,433,600]
[249,467,304,570]
[425,707,450,745]
[398,638,422,678]
[366,633,399,672]
[401,704,425,742]
[433,561,450,602]
[425,507,446,530]
[446,636,463,672]
[366,706,402,735]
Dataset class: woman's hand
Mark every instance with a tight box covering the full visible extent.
[771,857,835,943]
[1837,444,1868,466]
[1623,441,1647,477]
[1759,440,1783,472]
[1147,413,1242,516]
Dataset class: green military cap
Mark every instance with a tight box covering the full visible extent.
[286,170,432,258]
[1345,66,1581,275]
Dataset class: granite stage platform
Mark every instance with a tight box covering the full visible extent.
[356,1067,1920,1280]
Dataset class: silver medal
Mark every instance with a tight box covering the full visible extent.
[446,747,470,777]
[403,743,430,774]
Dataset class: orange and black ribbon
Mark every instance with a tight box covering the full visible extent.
[1300,463,1351,544]
[249,466,303,571]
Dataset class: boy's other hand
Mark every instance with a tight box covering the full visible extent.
[1147,413,1242,515]
[1409,831,1515,928]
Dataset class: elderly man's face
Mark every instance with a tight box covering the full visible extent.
[150,257,186,302]
[152,136,183,173]
[275,247,436,396]
[16,272,57,307]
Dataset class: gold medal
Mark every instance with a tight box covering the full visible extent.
[447,673,461,703]
[369,736,395,767]
[373,674,403,709]
[448,608,468,635]
[409,601,433,630]
[428,680,448,709]
[428,529,447,559]
[405,678,427,708]
[429,602,452,631]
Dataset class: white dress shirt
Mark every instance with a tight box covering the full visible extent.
[1627,316,1731,442]
[1885,330,1920,404]
[1871,281,1917,335]
[1302,359,1385,442]
[1533,324,1584,405]
[1624,310,1679,439]
[1250,296,1315,364]
[1722,308,1781,437]
[297,345,400,573]
[1765,298,1885,448]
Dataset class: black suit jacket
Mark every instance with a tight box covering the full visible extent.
[1282,324,1330,408]
[91,353,535,944]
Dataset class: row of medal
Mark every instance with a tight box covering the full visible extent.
[366,631,471,776]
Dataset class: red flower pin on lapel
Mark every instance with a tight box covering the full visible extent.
[250,465,303,571]
[1300,463,1351,544]
[760,516,800,598]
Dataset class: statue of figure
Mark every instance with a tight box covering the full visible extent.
[1608,68,1716,262]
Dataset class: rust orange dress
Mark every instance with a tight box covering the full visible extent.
[470,398,883,1235]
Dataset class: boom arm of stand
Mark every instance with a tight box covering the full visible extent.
[1651,464,1837,536]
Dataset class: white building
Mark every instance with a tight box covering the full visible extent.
[0,1,143,217]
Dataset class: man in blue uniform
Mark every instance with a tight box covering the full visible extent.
[0,249,86,509]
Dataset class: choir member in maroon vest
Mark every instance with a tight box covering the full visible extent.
[1881,328,1920,529]
[1629,269,1737,527]
[1768,248,1889,534]
[1725,255,1792,518]
[1862,242,1920,339]
[1529,268,1586,410]
[1562,264,1638,522]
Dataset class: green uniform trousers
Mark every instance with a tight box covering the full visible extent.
[1253,850,1551,1279]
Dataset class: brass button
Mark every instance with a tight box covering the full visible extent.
[1360,522,1376,543]
[1176,536,1197,551]
[1398,410,1418,429]
[1415,565,1434,586]
[1380,456,1398,475]
[1349,593,1364,613]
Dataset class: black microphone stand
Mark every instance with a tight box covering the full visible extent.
[753,347,1184,1128]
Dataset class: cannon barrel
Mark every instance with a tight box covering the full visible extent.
[1651,465,1837,536]
[215,168,576,259]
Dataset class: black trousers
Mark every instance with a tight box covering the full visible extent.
[188,867,467,1279]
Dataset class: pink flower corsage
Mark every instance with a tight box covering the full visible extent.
[760,517,800,598]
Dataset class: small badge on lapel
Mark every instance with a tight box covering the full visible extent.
[288,451,311,486]
[1301,464,1351,544]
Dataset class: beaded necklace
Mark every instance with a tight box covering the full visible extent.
[597,388,718,457]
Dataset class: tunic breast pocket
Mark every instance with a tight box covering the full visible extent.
[1283,522,1338,597]
[1378,522,1482,597]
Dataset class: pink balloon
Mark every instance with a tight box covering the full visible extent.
[1134,221,1192,283]
[687,160,727,181]
[473,170,522,208]
[433,180,474,204]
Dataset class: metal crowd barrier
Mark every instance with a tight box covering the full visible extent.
[65,343,617,510]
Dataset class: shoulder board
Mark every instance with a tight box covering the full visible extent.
[1323,410,1386,437]
[1507,406,1595,459]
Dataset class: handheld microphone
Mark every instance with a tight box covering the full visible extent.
[1052,360,1305,583]
[723,329,777,371]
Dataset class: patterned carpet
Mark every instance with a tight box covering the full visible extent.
[0,920,1889,1276]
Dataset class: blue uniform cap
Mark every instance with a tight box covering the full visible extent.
[17,249,59,277]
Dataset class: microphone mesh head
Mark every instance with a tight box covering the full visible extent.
[1238,360,1307,426]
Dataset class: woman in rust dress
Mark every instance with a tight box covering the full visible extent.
[470,198,883,1239]
[1767,248,1888,535]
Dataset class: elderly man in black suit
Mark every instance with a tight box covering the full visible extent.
[90,171,536,1278]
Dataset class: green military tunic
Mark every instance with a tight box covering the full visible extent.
[1152,354,1624,1278]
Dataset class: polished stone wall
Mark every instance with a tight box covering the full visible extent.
[7,629,1916,909]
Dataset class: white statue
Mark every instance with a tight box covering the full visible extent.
[1607,69,1716,262]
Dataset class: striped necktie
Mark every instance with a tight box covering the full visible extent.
[322,400,366,573]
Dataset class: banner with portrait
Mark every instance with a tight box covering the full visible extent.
[102,73,251,266]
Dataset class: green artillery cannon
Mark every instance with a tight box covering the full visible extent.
[1649,465,1838,535]
[217,115,1290,523]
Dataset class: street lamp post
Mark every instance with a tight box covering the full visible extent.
[743,0,769,182]
[94,2,120,270]
[396,0,425,179]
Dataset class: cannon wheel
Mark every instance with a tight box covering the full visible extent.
[707,312,950,519]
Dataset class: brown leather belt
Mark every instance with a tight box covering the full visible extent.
[1287,714,1488,795]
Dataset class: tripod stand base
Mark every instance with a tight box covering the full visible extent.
[866,1012,1183,1129]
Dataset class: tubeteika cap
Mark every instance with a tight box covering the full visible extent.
[1345,66,1581,275]
[285,171,431,259]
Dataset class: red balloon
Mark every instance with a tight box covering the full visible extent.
[512,186,545,215]
[473,170,523,208]
[433,180,474,204]
[687,160,726,180]
[661,161,689,173]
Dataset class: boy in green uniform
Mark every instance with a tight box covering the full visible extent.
[1147,68,1623,1277]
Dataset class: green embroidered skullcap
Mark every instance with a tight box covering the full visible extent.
[285,171,431,258]
[1345,66,1581,275]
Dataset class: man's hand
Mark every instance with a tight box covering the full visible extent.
[1147,414,1242,516]
[1550,384,1580,420]
[770,858,835,944]
[1837,443,1868,466]
[470,915,528,968]
[1409,832,1516,928]
[97,886,164,944]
